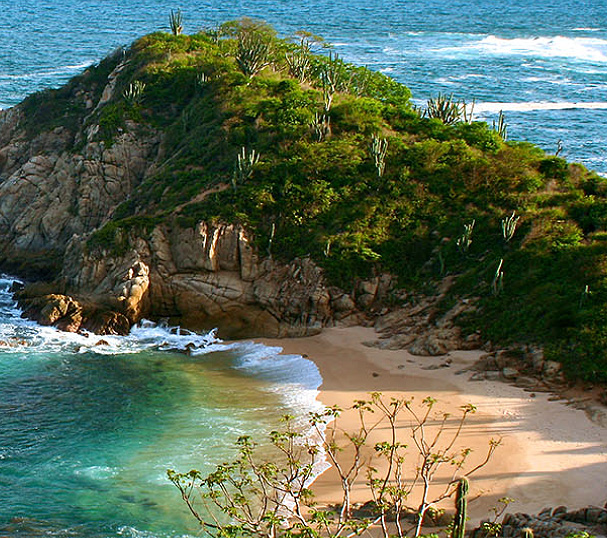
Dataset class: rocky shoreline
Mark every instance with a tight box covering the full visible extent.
[474,505,607,538]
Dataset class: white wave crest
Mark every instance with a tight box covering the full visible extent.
[0,61,92,81]
[0,275,324,405]
[433,35,607,63]
[474,101,607,113]
[472,35,607,63]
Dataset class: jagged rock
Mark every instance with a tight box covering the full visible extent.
[485,371,502,381]
[529,347,545,373]
[18,294,83,332]
[539,507,552,520]
[14,289,131,336]
[475,353,499,371]
[515,376,539,389]
[83,310,131,336]
[543,360,563,381]
[331,293,356,314]
[116,260,150,322]
[482,505,607,538]
[496,349,517,369]
[461,331,483,349]
[409,333,448,356]
[409,327,463,356]
[60,224,352,337]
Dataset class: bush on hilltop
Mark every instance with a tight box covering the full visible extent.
[26,18,607,381]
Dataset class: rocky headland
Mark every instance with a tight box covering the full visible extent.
[1,22,607,386]
[0,22,606,537]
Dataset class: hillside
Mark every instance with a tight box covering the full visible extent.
[3,19,607,381]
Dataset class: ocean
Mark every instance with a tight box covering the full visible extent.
[0,276,322,537]
[0,0,606,535]
[0,0,605,174]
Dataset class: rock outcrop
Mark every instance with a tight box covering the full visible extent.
[0,54,372,337]
[471,505,607,538]
[368,277,482,354]
[58,222,363,337]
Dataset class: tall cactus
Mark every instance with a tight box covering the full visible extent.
[371,135,388,177]
[493,110,508,140]
[452,477,469,538]
[169,9,183,36]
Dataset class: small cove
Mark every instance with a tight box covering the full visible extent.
[0,277,322,537]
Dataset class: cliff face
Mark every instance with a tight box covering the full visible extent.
[5,26,607,380]
[0,114,158,269]
[62,222,363,337]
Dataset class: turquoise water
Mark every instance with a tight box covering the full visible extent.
[0,278,322,537]
[0,1,606,173]
[0,1,606,535]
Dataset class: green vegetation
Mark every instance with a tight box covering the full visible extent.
[168,393,498,538]
[19,49,123,137]
[50,19,607,382]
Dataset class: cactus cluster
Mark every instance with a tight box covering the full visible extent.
[233,147,260,189]
[285,44,311,83]
[169,9,183,36]
[425,93,471,125]
[501,211,520,243]
[123,81,146,106]
[236,31,272,77]
[312,112,331,142]
[456,220,476,254]
[319,52,349,113]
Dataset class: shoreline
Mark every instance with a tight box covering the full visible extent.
[265,326,607,523]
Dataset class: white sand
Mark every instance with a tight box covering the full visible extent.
[266,326,607,522]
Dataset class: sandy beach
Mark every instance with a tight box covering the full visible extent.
[267,326,607,524]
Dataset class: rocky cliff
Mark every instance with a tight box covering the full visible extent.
[3,26,607,382]
[0,52,372,336]
[60,222,365,337]
[1,106,360,337]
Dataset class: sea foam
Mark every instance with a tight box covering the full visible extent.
[471,35,607,63]
[0,275,324,420]
[474,101,607,113]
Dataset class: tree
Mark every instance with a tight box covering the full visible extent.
[168,393,500,538]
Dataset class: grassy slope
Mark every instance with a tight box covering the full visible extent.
[35,20,607,381]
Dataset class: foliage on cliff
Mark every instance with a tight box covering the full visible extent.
[23,19,607,381]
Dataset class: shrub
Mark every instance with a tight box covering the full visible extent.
[539,156,569,181]
[168,394,499,538]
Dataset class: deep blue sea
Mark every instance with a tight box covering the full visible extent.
[0,1,606,536]
[0,0,606,174]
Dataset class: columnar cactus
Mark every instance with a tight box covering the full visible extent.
[501,210,520,243]
[232,147,260,189]
[493,110,508,140]
[452,477,469,538]
[371,135,388,178]
[169,9,183,36]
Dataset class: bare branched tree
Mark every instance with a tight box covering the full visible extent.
[168,393,500,538]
